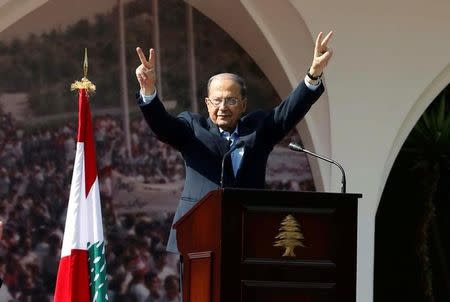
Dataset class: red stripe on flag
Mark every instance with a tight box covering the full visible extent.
[77,89,97,197]
[54,250,90,302]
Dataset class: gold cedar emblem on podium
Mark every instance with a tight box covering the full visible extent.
[273,214,305,257]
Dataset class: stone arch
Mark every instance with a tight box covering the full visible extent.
[0,0,48,33]
[374,63,450,300]
[378,62,450,206]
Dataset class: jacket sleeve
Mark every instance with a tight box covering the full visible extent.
[138,93,193,150]
[262,80,324,147]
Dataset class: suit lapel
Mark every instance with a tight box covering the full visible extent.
[234,121,254,181]
[223,152,236,186]
[207,118,229,155]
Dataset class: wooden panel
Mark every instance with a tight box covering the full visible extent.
[175,190,223,252]
[242,207,336,262]
[241,280,336,302]
[240,259,336,283]
[175,190,223,302]
[186,252,213,302]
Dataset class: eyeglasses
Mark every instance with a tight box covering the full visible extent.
[206,97,241,107]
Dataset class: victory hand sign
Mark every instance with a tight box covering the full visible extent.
[309,31,333,78]
[136,47,156,95]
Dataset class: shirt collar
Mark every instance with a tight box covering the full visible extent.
[219,125,239,138]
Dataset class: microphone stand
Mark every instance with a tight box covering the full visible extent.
[220,140,244,188]
[289,142,346,193]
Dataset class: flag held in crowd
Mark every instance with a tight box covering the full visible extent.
[54,87,108,302]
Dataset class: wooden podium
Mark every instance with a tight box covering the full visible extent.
[174,188,361,302]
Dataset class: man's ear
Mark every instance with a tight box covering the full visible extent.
[242,98,247,112]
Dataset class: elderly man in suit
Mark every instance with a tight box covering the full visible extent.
[135,31,333,253]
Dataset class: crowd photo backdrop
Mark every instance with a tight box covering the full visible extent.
[0,0,316,301]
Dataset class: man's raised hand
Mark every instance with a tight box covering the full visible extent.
[136,47,156,95]
[309,31,333,78]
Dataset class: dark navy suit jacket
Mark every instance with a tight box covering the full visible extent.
[139,81,324,252]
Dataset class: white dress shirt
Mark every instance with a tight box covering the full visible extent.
[220,128,243,176]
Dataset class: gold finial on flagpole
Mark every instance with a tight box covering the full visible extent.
[83,48,88,79]
[71,48,96,92]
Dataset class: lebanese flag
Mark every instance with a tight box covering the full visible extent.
[54,89,108,302]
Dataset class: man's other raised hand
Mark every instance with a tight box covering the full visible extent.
[309,31,333,78]
[136,47,156,95]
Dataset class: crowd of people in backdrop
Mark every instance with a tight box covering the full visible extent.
[0,111,182,302]
[0,110,310,301]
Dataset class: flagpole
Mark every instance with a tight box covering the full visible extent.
[56,49,108,302]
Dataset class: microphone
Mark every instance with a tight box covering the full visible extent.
[288,142,347,193]
[220,140,245,188]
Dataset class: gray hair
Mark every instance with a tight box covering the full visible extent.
[207,73,247,99]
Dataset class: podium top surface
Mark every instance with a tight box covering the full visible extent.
[222,188,362,198]
[174,188,362,229]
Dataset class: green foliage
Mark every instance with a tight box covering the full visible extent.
[405,90,450,170]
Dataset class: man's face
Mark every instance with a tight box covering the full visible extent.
[205,76,247,132]
[149,277,161,292]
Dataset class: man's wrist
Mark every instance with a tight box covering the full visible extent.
[305,74,320,86]
[142,87,156,96]
[139,88,157,106]
[304,75,321,89]
[307,68,322,80]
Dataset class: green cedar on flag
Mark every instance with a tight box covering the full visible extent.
[54,88,108,302]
